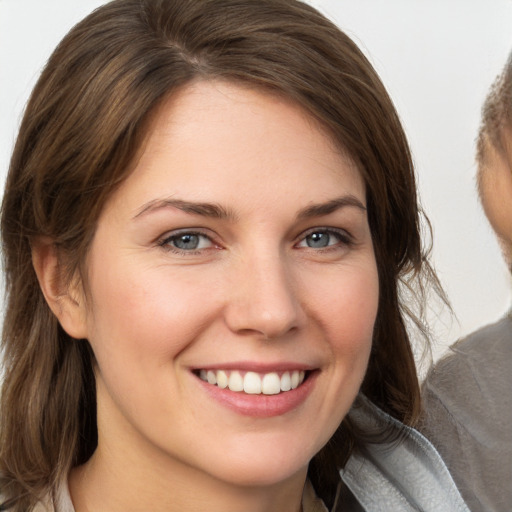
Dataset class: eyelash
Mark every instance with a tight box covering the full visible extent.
[157,227,353,255]
[295,227,353,250]
[158,230,216,255]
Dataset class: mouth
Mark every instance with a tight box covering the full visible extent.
[195,369,308,395]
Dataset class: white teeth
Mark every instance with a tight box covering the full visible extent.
[243,372,261,394]
[291,371,300,389]
[228,371,244,392]
[262,372,281,395]
[280,372,291,391]
[216,370,228,389]
[198,369,306,395]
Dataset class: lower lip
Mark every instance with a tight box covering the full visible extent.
[195,372,317,418]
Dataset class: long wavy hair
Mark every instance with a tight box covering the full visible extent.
[0,0,437,509]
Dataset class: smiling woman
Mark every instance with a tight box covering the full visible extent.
[59,83,379,503]
[0,1,467,511]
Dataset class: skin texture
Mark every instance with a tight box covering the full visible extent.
[479,137,512,268]
[39,81,379,512]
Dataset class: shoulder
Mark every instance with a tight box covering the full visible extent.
[436,313,511,366]
[0,496,55,512]
[422,313,512,427]
[432,313,512,375]
[29,481,73,512]
[420,313,512,511]
[33,501,55,512]
[339,396,469,512]
[448,313,511,359]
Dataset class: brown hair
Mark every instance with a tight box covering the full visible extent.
[477,52,512,180]
[1,0,435,509]
[475,52,512,271]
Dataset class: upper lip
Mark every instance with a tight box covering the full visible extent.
[191,361,317,373]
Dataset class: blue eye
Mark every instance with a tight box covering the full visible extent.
[161,232,213,251]
[297,229,350,249]
[305,232,331,248]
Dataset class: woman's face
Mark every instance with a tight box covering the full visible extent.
[78,81,379,488]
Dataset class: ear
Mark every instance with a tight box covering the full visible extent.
[31,237,88,339]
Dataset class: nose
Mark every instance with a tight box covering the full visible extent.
[224,252,303,340]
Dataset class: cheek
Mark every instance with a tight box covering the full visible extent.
[329,270,378,395]
[480,160,512,243]
[301,263,378,446]
[84,258,217,365]
[313,263,379,351]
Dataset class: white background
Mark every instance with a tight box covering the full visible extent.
[1,1,511,366]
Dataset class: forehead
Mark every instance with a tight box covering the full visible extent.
[116,80,365,212]
[143,79,350,159]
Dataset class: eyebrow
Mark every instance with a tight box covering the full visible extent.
[133,195,366,221]
[133,198,237,221]
[297,195,366,219]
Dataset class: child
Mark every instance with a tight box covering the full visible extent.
[422,52,512,512]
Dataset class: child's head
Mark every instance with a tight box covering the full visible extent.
[477,52,512,269]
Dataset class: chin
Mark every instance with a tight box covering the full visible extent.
[195,433,323,488]
[211,458,309,489]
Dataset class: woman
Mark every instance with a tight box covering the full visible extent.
[0,1,468,510]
